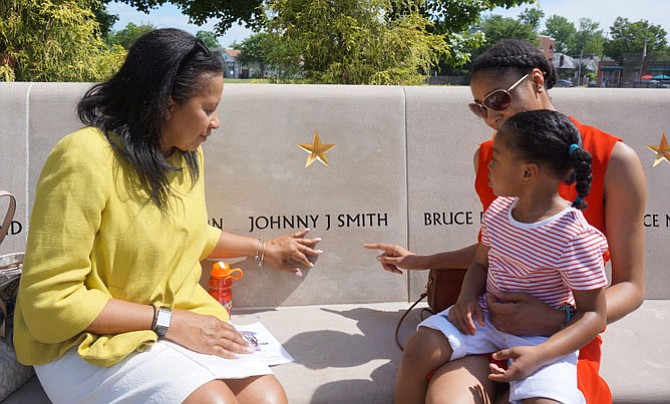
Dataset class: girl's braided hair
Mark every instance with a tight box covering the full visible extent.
[497,110,592,210]
[472,39,558,90]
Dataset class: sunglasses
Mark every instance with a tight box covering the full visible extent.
[469,73,530,119]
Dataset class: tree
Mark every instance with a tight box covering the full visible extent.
[91,0,119,36]
[196,30,221,48]
[0,0,126,82]
[542,15,604,58]
[113,0,533,67]
[479,15,537,46]
[574,18,604,58]
[110,0,535,33]
[543,15,577,54]
[263,0,449,85]
[604,17,668,64]
[108,0,265,33]
[417,0,535,66]
[517,6,544,32]
[423,0,534,35]
[233,33,276,78]
[455,12,536,71]
[106,22,155,49]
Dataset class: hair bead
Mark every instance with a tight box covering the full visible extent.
[568,144,579,156]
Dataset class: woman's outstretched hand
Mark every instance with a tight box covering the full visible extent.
[165,309,253,359]
[264,229,322,277]
[363,243,422,274]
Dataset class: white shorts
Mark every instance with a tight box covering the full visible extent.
[34,340,272,404]
[419,308,585,404]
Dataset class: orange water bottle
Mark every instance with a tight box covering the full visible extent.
[208,261,244,316]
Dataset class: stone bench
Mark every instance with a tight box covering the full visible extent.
[4,300,670,403]
[2,83,669,403]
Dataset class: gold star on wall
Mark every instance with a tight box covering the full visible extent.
[648,133,670,167]
[298,130,336,168]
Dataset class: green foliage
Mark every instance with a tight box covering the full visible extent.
[479,15,537,46]
[604,17,668,64]
[424,0,534,35]
[264,0,449,85]
[447,11,536,73]
[106,22,155,49]
[574,18,604,57]
[196,30,221,48]
[422,0,533,67]
[543,15,577,54]
[233,34,273,66]
[111,0,534,36]
[110,0,265,33]
[543,16,604,57]
[517,6,543,31]
[114,0,531,69]
[90,0,119,36]
[0,0,126,82]
[232,33,277,77]
[0,64,16,82]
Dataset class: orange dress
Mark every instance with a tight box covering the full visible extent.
[475,117,621,403]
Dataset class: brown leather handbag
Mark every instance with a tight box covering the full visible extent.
[395,268,467,350]
[426,268,467,313]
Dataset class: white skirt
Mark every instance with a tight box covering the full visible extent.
[34,340,273,404]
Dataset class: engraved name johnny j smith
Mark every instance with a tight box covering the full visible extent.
[210,211,670,232]
[245,213,389,232]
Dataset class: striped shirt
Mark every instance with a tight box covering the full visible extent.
[481,197,609,310]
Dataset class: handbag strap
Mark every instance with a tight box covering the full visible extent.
[0,190,16,248]
[0,191,17,338]
[394,291,428,351]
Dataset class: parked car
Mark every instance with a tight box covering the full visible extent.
[555,79,574,87]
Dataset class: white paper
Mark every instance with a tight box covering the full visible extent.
[232,322,294,366]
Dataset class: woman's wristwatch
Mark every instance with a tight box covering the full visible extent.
[152,306,173,338]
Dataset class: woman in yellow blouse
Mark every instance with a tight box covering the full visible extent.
[14,28,320,404]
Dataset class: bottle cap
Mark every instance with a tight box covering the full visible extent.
[211,261,244,279]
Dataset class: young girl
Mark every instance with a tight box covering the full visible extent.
[396,110,609,404]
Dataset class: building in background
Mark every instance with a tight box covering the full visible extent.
[538,35,556,61]
[216,48,278,79]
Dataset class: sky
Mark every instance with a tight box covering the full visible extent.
[106,0,670,48]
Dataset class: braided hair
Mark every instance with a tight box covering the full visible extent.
[497,110,592,210]
[472,39,558,90]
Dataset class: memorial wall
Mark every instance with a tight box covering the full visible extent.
[1,83,668,307]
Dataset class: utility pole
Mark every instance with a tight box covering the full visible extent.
[576,25,586,86]
[577,47,584,86]
[639,27,648,83]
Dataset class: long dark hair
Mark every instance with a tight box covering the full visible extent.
[472,39,558,90]
[77,28,224,209]
[497,110,592,210]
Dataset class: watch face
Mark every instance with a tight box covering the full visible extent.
[155,308,172,337]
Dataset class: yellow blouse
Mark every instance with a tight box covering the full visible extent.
[14,127,223,367]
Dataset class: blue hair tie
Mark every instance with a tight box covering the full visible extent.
[574,196,584,205]
[568,143,579,156]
